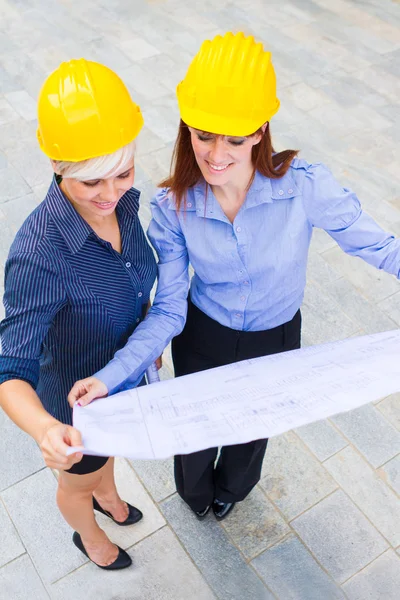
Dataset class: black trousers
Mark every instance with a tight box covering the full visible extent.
[172,298,302,511]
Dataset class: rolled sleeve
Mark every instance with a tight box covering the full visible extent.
[95,189,189,393]
[0,252,67,388]
[303,163,400,278]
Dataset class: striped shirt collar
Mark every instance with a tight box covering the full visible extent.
[44,176,140,254]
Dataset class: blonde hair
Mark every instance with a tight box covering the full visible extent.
[53,140,136,181]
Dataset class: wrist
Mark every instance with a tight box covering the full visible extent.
[33,415,60,445]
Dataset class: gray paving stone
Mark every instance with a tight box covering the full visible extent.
[136,126,166,158]
[51,526,216,600]
[137,144,174,185]
[325,446,400,547]
[129,457,175,502]
[252,534,345,600]
[321,246,400,304]
[81,37,134,72]
[0,97,19,126]
[324,277,398,335]
[379,454,400,495]
[0,64,20,94]
[318,71,389,109]
[0,193,40,254]
[31,183,50,205]
[1,469,86,584]
[343,128,398,170]
[136,54,186,94]
[141,105,180,144]
[379,291,400,327]
[4,90,37,121]
[118,62,170,101]
[118,36,161,61]
[301,281,359,345]
[331,405,400,468]
[310,228,337,253]
[0,118,37,155]
[0,150,7,169]
[5,140,54,188]
[376,393,400,431]
[0,499,25,567]
[220,485,290,560]
[0,554,49,600]
[295,419,348,461]
[291,490,388,583]
[0,164,31,203]
[0,52,46,99]
[93,458,165,550]
[259,432,338,520]
[306,251,342,287]
[342,550,400,600]
[0,411,44,492]
[161,494,273,600]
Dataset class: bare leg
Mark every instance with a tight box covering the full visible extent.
[93,457,129,523]
[57,462,118,566]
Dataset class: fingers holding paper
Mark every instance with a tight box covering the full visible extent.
[68,377,108,408]
[39,422,84,470]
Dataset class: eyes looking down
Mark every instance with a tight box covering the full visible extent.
[190,128,247,147]
[82,167,134,188]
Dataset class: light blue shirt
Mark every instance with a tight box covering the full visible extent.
[95,158,400,393]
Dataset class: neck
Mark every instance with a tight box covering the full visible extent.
[210,167,254,204]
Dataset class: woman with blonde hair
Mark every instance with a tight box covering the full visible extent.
[0,59,157,568]
[70,33,400,521]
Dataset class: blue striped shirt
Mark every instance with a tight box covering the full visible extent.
[0,177,157,425]
[95,158,400,394]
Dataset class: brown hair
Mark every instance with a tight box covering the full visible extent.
[160,120,298,210]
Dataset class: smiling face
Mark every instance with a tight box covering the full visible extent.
[189,127,262,188]
[59,161,135,220]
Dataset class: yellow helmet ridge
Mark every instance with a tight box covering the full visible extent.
[37,59,144,162]
[177,32,280,136]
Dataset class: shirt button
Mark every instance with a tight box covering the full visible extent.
[236,226,241,233]
[278,189,284,196]
[236,313,242,318]
[187,202,192,208]
[136,318,140,323]
[288,188,293,194]
[238,270,243,274]
[138,292,143,298]
[240,296,246,302]
[125,262,131,268]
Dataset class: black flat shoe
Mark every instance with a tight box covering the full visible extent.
[212,499,236,521]
[193,505,211,520]
[72,531,132,570]
[93,496,143,526]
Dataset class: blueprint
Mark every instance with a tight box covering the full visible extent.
[69,330,400,460]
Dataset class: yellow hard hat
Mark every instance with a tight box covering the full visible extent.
[177,32,280,136]
[37,59,144,162]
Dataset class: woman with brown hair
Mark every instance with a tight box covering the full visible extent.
[70,32,400,521]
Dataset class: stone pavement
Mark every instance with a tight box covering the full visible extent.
[1,0,400,597]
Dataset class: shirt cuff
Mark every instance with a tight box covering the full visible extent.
[0,356,40,389]
[94,360,139,396]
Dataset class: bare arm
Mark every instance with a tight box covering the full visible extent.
[0,380,83,470]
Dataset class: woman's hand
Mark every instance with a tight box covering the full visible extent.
[39,422,84,470]
[155,355,162,370]
[68,377,108,408]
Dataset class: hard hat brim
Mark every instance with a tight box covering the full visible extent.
[180,100,280,137]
